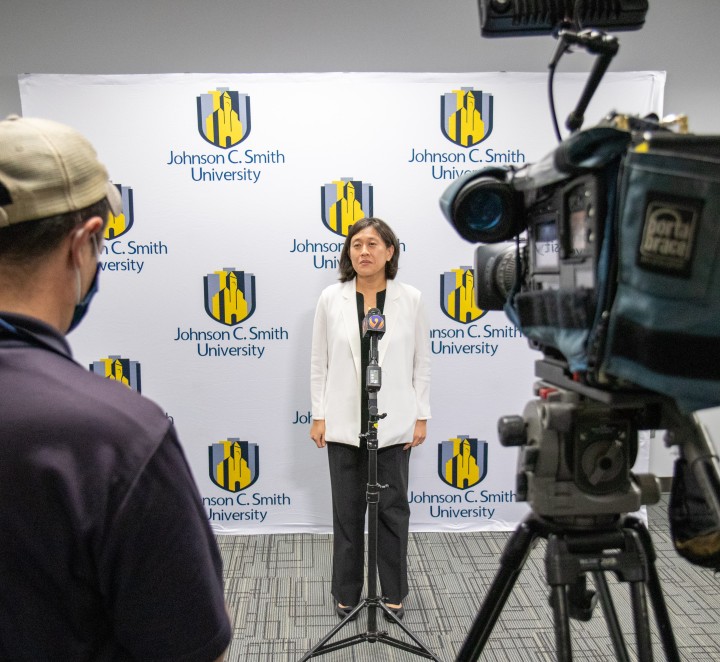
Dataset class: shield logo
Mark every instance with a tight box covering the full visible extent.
[440,268,486,323]
[197,87,251,148]
[441,88,494,147]
[204,268,256,326]
[104,184,134,240]
[438,436,488,490]
[209,439,259,492]
[89,355,141,392]
[321,177,373,237]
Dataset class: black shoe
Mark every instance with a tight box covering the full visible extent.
[383,604,405,622]
[336,603,358,621]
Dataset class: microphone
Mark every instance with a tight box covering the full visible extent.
[362,308,386,338]
[362,308,385,393]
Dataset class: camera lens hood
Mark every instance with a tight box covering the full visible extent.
[440,166,525,243]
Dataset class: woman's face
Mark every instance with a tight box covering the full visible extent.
[349,226,394,280]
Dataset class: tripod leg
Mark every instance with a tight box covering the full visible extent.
[629,581,655,662]
[625,518,682,662]
[367,497,379,635]
[455,518,540,662]
[592,571,631,662]
[549,583,573,662]
[644,562,681,662]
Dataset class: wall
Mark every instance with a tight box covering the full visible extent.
[3,0,719,479]
[2,0,719,131]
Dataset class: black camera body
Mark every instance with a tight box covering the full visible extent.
[523,172,605,292]
[442,119,720,415]
[467,168,606,314]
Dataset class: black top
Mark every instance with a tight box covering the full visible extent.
[356,290,386,435]
[0,312,231,661]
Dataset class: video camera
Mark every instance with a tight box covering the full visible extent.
[440,114,720,407]
[440,0,720,566]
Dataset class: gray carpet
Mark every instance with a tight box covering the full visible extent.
[217,495,720,661]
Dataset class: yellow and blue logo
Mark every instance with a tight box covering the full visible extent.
[438,435,488,489]
[89,355,141,392]
[203,268,256,326]
[441,88,494,147]
[197,87,251,148]
[321,177,373,237]
[209,438,259,492]
[440,267,486,324]
[104,184,134,240]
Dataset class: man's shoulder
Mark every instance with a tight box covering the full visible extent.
[76,366,171,440]
[15,349,171,450]
[54,352,161,406]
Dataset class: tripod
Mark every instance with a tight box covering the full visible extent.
[300,309,441,661]
[456,371,685,662]
[456,513,680,662]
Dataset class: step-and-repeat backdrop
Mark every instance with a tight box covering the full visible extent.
[20,71,664,534]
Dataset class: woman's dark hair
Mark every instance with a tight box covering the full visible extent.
[338,217,400,282]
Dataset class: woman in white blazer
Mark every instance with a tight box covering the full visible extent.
[310,217,431,621]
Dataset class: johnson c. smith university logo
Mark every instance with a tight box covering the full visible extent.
[438,436,488,489]
[197,87,251,148]
[89,355,141,392]
[209,438,259,492]
[104,184,134,240]
[204,268,256,326]
[441,88,493,147]
[321,177,373,237]
[440,267,486,323]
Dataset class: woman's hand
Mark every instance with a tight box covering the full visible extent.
[404,419,427,450]
[310,419,326,448]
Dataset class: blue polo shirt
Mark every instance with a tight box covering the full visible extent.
[0,313,231,661]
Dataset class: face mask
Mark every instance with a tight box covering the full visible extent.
[68,234,101,333]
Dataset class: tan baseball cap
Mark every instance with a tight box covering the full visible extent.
[0,115,122,227]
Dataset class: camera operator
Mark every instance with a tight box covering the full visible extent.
[0,115,231,661]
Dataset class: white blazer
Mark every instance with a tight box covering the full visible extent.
[311,278,431,448]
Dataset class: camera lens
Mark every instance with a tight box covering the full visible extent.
[474,242,518,311]
[440,168,526,244]
[465,190,504,233]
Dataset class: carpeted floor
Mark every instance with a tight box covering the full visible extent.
[217,495,720,661]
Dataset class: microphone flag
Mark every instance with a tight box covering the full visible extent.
[362,307,386,337]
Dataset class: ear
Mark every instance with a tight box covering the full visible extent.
[84,216,103,237]
[69,216,103,268]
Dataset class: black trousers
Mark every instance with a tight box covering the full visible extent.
[326,440,411,606]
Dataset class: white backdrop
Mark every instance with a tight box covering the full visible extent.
[20,71,664,533]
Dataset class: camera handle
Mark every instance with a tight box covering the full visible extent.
[550,28,619,134]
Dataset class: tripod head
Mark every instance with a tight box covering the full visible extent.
[499,358,662,528]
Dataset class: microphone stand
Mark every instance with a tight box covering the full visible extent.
[300,310,442,661]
